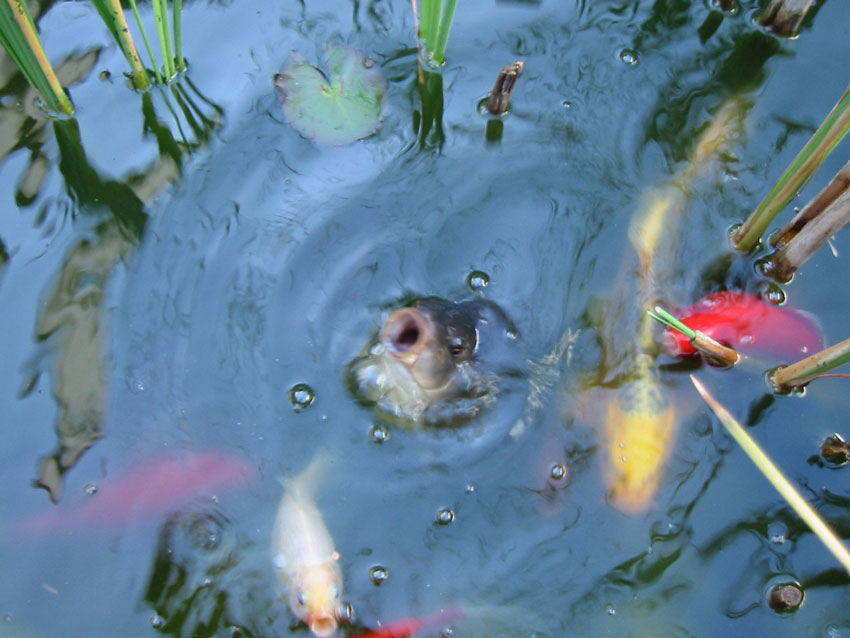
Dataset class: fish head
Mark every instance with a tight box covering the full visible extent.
[289,562,342,637]
[349,298,517,425]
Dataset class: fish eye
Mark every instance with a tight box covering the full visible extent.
[449,337,465,356]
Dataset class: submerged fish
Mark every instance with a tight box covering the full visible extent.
[16,450,255,533]
[271,454,342,637]
[349,298,517,426]
[662,291,823,360]
[349,609,466,638]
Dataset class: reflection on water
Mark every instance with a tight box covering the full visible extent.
[1,0,850,637]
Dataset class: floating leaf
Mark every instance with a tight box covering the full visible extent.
[276,42,387,146]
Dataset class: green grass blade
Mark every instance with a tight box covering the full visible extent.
[431,0,457,65]
[771,337,850,391]
[420,0,439,52]
[91,0,150,89]
[127,0,162,85]
[153,0,175,78]
[691,375,850,575]
[648,306,696,339]
[734,83,850,252]
[173,0,184,72]
[0,0,74,114]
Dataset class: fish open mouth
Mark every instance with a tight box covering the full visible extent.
[309,613,338,637]
[381,307,430,360]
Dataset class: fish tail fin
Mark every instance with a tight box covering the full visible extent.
[281,448,333,498]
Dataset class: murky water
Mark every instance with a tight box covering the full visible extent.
[2,0,850,636]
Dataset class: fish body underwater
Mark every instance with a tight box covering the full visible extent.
[663,291,824,360]
[271,455,342,637]
[15,450,254,533]
[349,298,517,426]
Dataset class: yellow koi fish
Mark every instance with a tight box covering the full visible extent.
[272,454,342,637]
[603,98,745,513]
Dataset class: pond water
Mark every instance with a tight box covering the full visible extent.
[1,0,850,636]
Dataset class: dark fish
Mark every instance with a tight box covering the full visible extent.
[349,298,516,426]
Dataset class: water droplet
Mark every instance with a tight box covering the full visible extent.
[337,602,355,623]
[289,383,315,411]
[550,464,567,481]
[467,270,490,292]
[150,614,165,628]
[369,425,389,443]
[83,483,98,495]
[436,508,455,525]
[369,565,388,585]
[764,287,785,305]
[619,48,639,65]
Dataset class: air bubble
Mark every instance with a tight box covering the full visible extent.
[150,614,165,628]
[369,425,389,443]
[550,464,567,481]
[436,508,455,525]
[369,565,388,585]
[764,287,786,305]
[83,483,98,495]
[467,270,490,292]
[562,100,572,109]
[289,383,315,411]
[337,602,355,623]
[619,48,639,65]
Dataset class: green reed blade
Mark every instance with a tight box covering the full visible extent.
[91,0,150,89]
[173,0,184,72]
[733,83,850,252]
[430,0,457,65]
[691,375,850,575]
[771,337,850,391]
[0,0,74,114]
[153,0,175,78]
[420,0,439,50]
[127,0,162,84]
[648,306,696,339]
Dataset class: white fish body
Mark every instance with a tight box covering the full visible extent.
[272,455,342,637]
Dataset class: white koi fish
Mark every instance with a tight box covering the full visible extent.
[272,454,342,637]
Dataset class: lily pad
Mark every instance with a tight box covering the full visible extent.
[276,42,387,146]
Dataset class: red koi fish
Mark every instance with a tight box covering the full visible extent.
[662,291,823,359]
[16,450,255,533]
[348,608,466,638]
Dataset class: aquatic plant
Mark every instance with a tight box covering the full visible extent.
[0,0,74,114]
[733,82,850,252]
[648,306,739,366]
[771,338,850,391]
[276,42,387,146]
[92,0,184,87]
[760,0,816,37]
[418,0,457,65]
[691,376,850,575]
